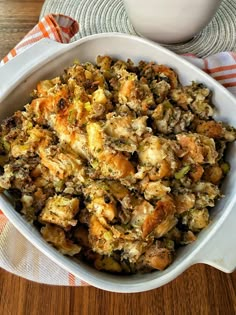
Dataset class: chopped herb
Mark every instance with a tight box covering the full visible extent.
[91,160,99,169]
[162,100,173,109]
[68,110,76,124]
[84,102,92,112]
[220,162,230,174]
[174,165,191,179]
[104,231,113,241]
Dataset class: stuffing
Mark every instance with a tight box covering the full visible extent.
[0,56,235,274]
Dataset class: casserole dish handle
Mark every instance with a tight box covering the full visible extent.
[0,38,66,100]
[195,209,236,273]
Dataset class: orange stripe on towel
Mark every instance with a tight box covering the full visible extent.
[213,73,236,81]
[207,64,236,74]
[68,273,76,286]
[0,214,8,233]
[38,20,50,39]
[222,82,236,88]
[45,15,63,43]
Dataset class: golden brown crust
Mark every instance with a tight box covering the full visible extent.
[142,196,176,238]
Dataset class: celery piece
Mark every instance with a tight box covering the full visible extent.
[174,165,190,179]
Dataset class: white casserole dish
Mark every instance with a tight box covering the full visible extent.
[0,33,235,293]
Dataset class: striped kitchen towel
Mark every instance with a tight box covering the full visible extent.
[1,14,79,65]
[0,14,235,286]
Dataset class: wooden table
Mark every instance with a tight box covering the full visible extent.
[0,1,236,314]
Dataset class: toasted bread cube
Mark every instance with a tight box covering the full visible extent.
[92,88,107,104]
[40,195,79,229]
[41,224,81,256]
[94,255,122,273]
[144,246,173,270]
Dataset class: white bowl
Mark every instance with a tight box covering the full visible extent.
[123,0,223,44]
[0,33,235,293]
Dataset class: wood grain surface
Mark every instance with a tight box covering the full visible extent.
[0,1,236,314]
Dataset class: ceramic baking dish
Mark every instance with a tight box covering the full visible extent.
[0,33,235,293]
